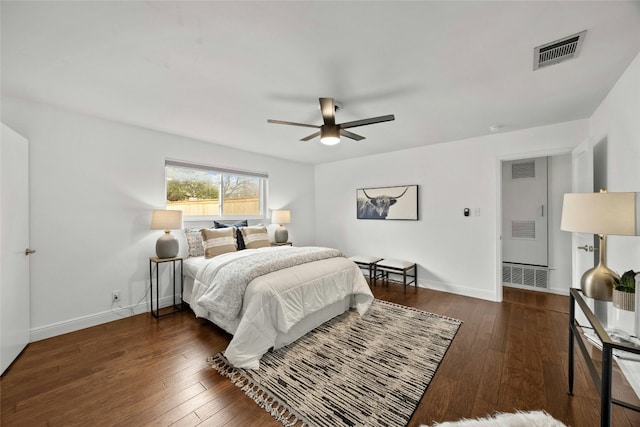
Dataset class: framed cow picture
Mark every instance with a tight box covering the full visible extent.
[356,185,418,220]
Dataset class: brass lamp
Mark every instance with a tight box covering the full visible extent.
[150,209,183,258]
[561,191,639,300]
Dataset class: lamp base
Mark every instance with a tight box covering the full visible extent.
[156,231,179,258]
[275,226,288,243]
[581,264,618,301]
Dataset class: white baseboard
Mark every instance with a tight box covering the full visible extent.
[30,296,182,342]
[503,283,570,296]
[417,279,499,302]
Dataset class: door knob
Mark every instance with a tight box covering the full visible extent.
[576,245,593,252]
[25,248,36,255]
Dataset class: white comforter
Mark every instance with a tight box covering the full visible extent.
[190,246,373,369]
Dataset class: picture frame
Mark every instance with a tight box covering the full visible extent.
[356,185,419,220]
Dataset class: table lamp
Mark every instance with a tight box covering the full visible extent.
[271,210,291,243]
[561,191,639,300]
[151,209,183,258]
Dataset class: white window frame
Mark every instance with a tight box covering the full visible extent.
[165,159,268,221]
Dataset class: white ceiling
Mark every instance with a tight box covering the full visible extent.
[2,1,640,164]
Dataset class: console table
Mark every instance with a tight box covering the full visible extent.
[568,288,640,426]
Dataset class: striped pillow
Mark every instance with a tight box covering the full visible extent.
[240,226,270,249]
[213,220,248,250]
[200,228,237,259]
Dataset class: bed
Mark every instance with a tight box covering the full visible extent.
[181,225,373,369]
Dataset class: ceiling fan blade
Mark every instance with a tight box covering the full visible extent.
[267,119,320,129]
[319,98,336,126]
[339,114,395,129]
[300,131,321,141]
[340,129,365,141]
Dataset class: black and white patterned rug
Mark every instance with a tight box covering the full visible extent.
[208,299,462,427]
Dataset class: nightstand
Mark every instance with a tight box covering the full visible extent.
[271,242,292,246]
[149,256,184,318]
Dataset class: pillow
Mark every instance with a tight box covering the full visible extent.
[240,226,271,249]
[214,220,248,250]
[184,228,205,257]
[200,228,238,258]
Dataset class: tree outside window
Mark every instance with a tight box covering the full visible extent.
[165,162,266,218]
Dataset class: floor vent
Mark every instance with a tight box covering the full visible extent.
[502,263,549,289]
[534,30,586,70]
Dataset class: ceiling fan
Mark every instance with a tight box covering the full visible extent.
[267,98,395,145]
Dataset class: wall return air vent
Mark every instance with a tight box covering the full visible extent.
[533,30,586,70]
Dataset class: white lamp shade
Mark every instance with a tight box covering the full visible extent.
[561,192,639,236]
[150,209,183,231]
[271,210,291,225]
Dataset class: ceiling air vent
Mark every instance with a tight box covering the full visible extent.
[533,30,586,70]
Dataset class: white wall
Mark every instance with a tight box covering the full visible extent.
[589,52,640,275]
[1,97,316,340]
[315,120,588,301]
[585,51,640,332]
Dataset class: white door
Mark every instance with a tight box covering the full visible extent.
[1,123,31,375]
[502,157,548,266]
[570,140,594,287]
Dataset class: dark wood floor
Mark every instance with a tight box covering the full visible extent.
[2,284,640,426]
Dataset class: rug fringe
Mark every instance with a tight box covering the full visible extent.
[206,301,462,427]
[207,354,307,427]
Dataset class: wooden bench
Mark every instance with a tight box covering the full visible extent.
[374,259,417,294]
[349,255,383,286]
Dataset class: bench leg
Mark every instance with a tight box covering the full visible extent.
[372,264,377,287]
[403,269,407,294]
[369,264,375,287]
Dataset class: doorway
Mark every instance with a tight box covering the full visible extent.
[501,156,550,291]
[499,152,573,297]
[502,157,549,267]
[1,123,31,375]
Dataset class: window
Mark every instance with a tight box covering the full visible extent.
[165,160,268,219]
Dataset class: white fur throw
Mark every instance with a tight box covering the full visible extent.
[425,411,567,427]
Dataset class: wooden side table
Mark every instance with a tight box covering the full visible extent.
[149,256,184,318]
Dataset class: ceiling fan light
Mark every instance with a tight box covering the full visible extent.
[320,136,340,145]
[320,125,340,145]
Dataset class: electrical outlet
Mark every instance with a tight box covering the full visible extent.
[112,290,120,303]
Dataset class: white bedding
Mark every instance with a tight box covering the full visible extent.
[187,246,373,369]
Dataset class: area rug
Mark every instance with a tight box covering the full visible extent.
[208,299,462,427]
[426,410,567,426]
